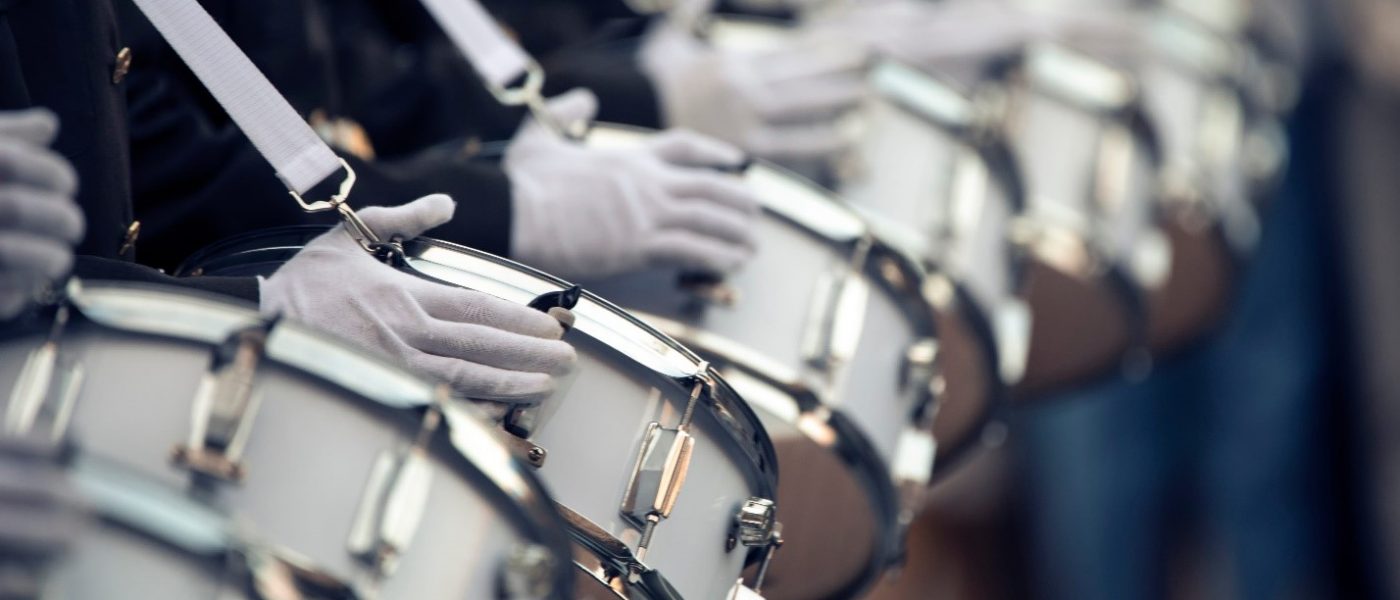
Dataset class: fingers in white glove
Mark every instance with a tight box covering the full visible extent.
[540,88,599,128]
[0,138,78,196]
[646,129,746,168]
[356,194,456,240]
[399,350,561,403]
[403,320,575,376]
[0,109,59,148]
[263,195,578,404]
[413,279,567,340]
[0,187,85,244]
[643,229,754,274]
[658,169,761,216]
[655,200,756,249]
[512,88,599,148]
[0,233,75,283]
[744,121,853,162]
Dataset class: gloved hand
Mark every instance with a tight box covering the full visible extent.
[806,0,1048,66]
[0,110,84,320]
[639,23,869,163]
[506,89,760,280]
[808,0,1140,69]
[0,434,86,599]
[260,195,576,404]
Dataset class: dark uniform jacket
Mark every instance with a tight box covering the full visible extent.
[113,0,514,272]
[0,0,258,300]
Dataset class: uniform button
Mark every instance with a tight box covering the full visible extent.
[112,47,132,85]
[118,220,140,257]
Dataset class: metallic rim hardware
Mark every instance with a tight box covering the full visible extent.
[678,271,740,307]
[5,297,83,444]
[73,455,358,600]
[731,497,777,549]
[501,286,585,469]
[172,318,280,482]
[801,237,874,373]
[620,365,711,563]
[498,543,558,600]
[500,432,549,469]
[347,403,442,578]
[748,522,784,595]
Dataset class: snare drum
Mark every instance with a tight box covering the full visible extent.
[178,236,782,600]
[54,454,360,599]
[582,123,967,598]
[0,281,575,599]
[984,43,1173,394]
[839,59,1033,442]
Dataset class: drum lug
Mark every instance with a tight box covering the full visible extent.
[497,543,558,600]
[347,405,441,577]
[172,318,279,483]
[801,239,873,372]
[727,497,776,552]
[619,368,710,562]
[619,422,694,555]
[743,523,783,596]
[5,301,83,444]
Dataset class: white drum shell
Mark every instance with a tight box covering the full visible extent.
[0,287,554,600]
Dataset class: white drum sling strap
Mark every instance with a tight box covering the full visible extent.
[127,0,380,248]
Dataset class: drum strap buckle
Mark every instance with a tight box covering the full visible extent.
[619,366,711,564]
[172,317,279,483]
[347,400,442,578]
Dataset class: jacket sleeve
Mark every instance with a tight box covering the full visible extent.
[122,46,516,272]
[74,256,261,303]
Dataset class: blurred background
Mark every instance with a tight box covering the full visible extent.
[860,0,1400,598]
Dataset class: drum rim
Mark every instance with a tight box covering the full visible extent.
[403,236,781,500]
[638,321,907,597]
[178,228,781,501]
[42,280,579,599]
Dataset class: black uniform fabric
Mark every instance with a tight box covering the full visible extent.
[113,0,515,272]
[0,0,258,302]
[325,0,666,134]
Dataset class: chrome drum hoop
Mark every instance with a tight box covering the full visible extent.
[177,228,783,598]
[588,123,944,435]
[1,280,578,600]
[180,228,780,496]
[981,44,1171,355]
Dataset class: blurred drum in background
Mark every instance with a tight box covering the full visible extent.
[837,59,1029,449]
[0,281,575,599]
[980,43,1173,395]
[180,234,783,600]
[583,123,969,600]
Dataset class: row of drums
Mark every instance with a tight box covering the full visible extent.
[0,7,1294,600]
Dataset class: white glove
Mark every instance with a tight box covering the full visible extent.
[804,0,1054,67]
[260,195,576,404]
[0,434,87,598]
[507,89,760,280]
[640,23,869,163]
[0,109,83,320]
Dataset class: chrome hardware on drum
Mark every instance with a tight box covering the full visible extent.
[54,454,355,599]
[0,280,575,599]
[699,16,1017,475]
[979,43,1174,392]
[178,236,782,600]
[990,42,1171,304]
[581,122,958,598]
